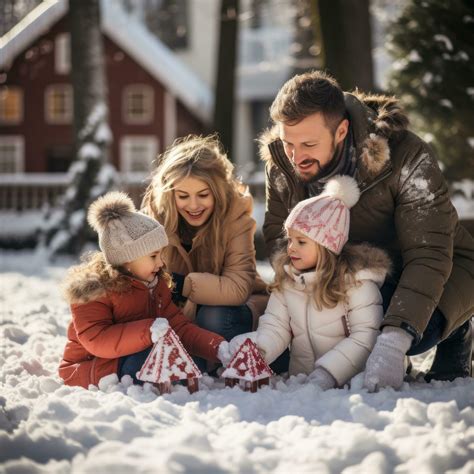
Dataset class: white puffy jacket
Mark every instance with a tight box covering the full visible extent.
[257,244,390,386]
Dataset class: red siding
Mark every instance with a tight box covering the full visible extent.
[0,15,206,173]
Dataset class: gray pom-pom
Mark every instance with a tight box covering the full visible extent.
[87,191,136,232]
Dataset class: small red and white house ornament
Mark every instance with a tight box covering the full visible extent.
[137,328,202,394]
[221,338,274,392]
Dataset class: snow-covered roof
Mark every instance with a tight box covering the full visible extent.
[0,0,68,70]
[0,0,213,123]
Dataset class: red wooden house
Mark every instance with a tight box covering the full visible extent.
[137,327,202,395]
[0,0,212,183]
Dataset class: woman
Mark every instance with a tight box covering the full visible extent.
[141,135,270,372]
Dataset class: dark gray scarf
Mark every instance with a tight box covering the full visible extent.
[305,123,357,198]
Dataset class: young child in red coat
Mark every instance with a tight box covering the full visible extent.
[59,192,231,389]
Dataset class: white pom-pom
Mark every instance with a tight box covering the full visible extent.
[87,191,135,233]
[324,175,360,209]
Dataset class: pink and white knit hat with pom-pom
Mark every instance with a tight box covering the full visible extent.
[285,175,360,255]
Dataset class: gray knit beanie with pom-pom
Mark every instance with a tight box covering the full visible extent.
[87,191,168,265]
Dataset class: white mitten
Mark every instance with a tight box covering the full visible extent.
[217,341,232,367]
[364,326,413,392]
[150,318,170,343]
[308,367,337,391]
[228,332,258,359]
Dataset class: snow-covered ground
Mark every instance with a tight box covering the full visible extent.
[1,252,473,474]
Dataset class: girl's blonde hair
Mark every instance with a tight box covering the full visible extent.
[141,134,243,274]
[269,240,359,311]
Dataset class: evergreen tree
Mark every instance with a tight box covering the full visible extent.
[387,0,474,181]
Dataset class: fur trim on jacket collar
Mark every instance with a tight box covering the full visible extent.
[344,242,391,285]
[63,252,133,305]
[258,92,409,180]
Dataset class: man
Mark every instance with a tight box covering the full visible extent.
[260,70,474,391]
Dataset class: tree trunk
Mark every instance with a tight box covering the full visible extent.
[292,0,321,75]
[213,0,240,158]
[318,0,374,92]
[38,0,115,258]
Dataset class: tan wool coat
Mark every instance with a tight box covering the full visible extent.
[155,192,268,328]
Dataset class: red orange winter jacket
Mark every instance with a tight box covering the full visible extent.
[59,255,224,388]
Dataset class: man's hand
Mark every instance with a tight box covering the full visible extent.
[364,327,413,392]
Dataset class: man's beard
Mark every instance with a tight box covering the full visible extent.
[293,141,338,184]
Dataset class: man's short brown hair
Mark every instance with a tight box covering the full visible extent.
[270,70,346,133]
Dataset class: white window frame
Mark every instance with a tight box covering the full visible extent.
[120,136,159,174]
[55,33,71,74]
[45,84,73,124]
[0,135,25,173]
[0,86,24,125]
[122,84,154,125]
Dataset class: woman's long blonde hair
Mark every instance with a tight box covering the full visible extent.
[141,134,242,274]
[269,240,359,311]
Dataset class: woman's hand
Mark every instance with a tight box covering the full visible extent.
[171,273,187,304]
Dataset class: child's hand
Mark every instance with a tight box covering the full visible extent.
[308,367,337,390]
[228,332,258,359]
[217,341,232,367]
[150,318,170,343]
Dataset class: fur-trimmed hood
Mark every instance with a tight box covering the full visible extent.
[284,243,391,288]
[62,252,134,305]
[344,242,391,285]
[258,92,409,181]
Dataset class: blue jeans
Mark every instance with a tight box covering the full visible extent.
[194,304,253,373]
[380,281,445,355]
[117,347,152,385]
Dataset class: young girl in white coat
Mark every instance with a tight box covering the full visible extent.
[231,175,391,390]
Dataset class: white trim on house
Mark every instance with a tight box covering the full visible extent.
[120,136,159,173]
[100,0,212,123]
[54,32,70,74]
[164,91,177,148]
[0,0,68,70]
[0,86,24,125]
[0,0,212,124]
[0,135,25,173]
[122,84,154,125]
[44,84,73,124]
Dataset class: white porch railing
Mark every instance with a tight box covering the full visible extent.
[0,173,150,211]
